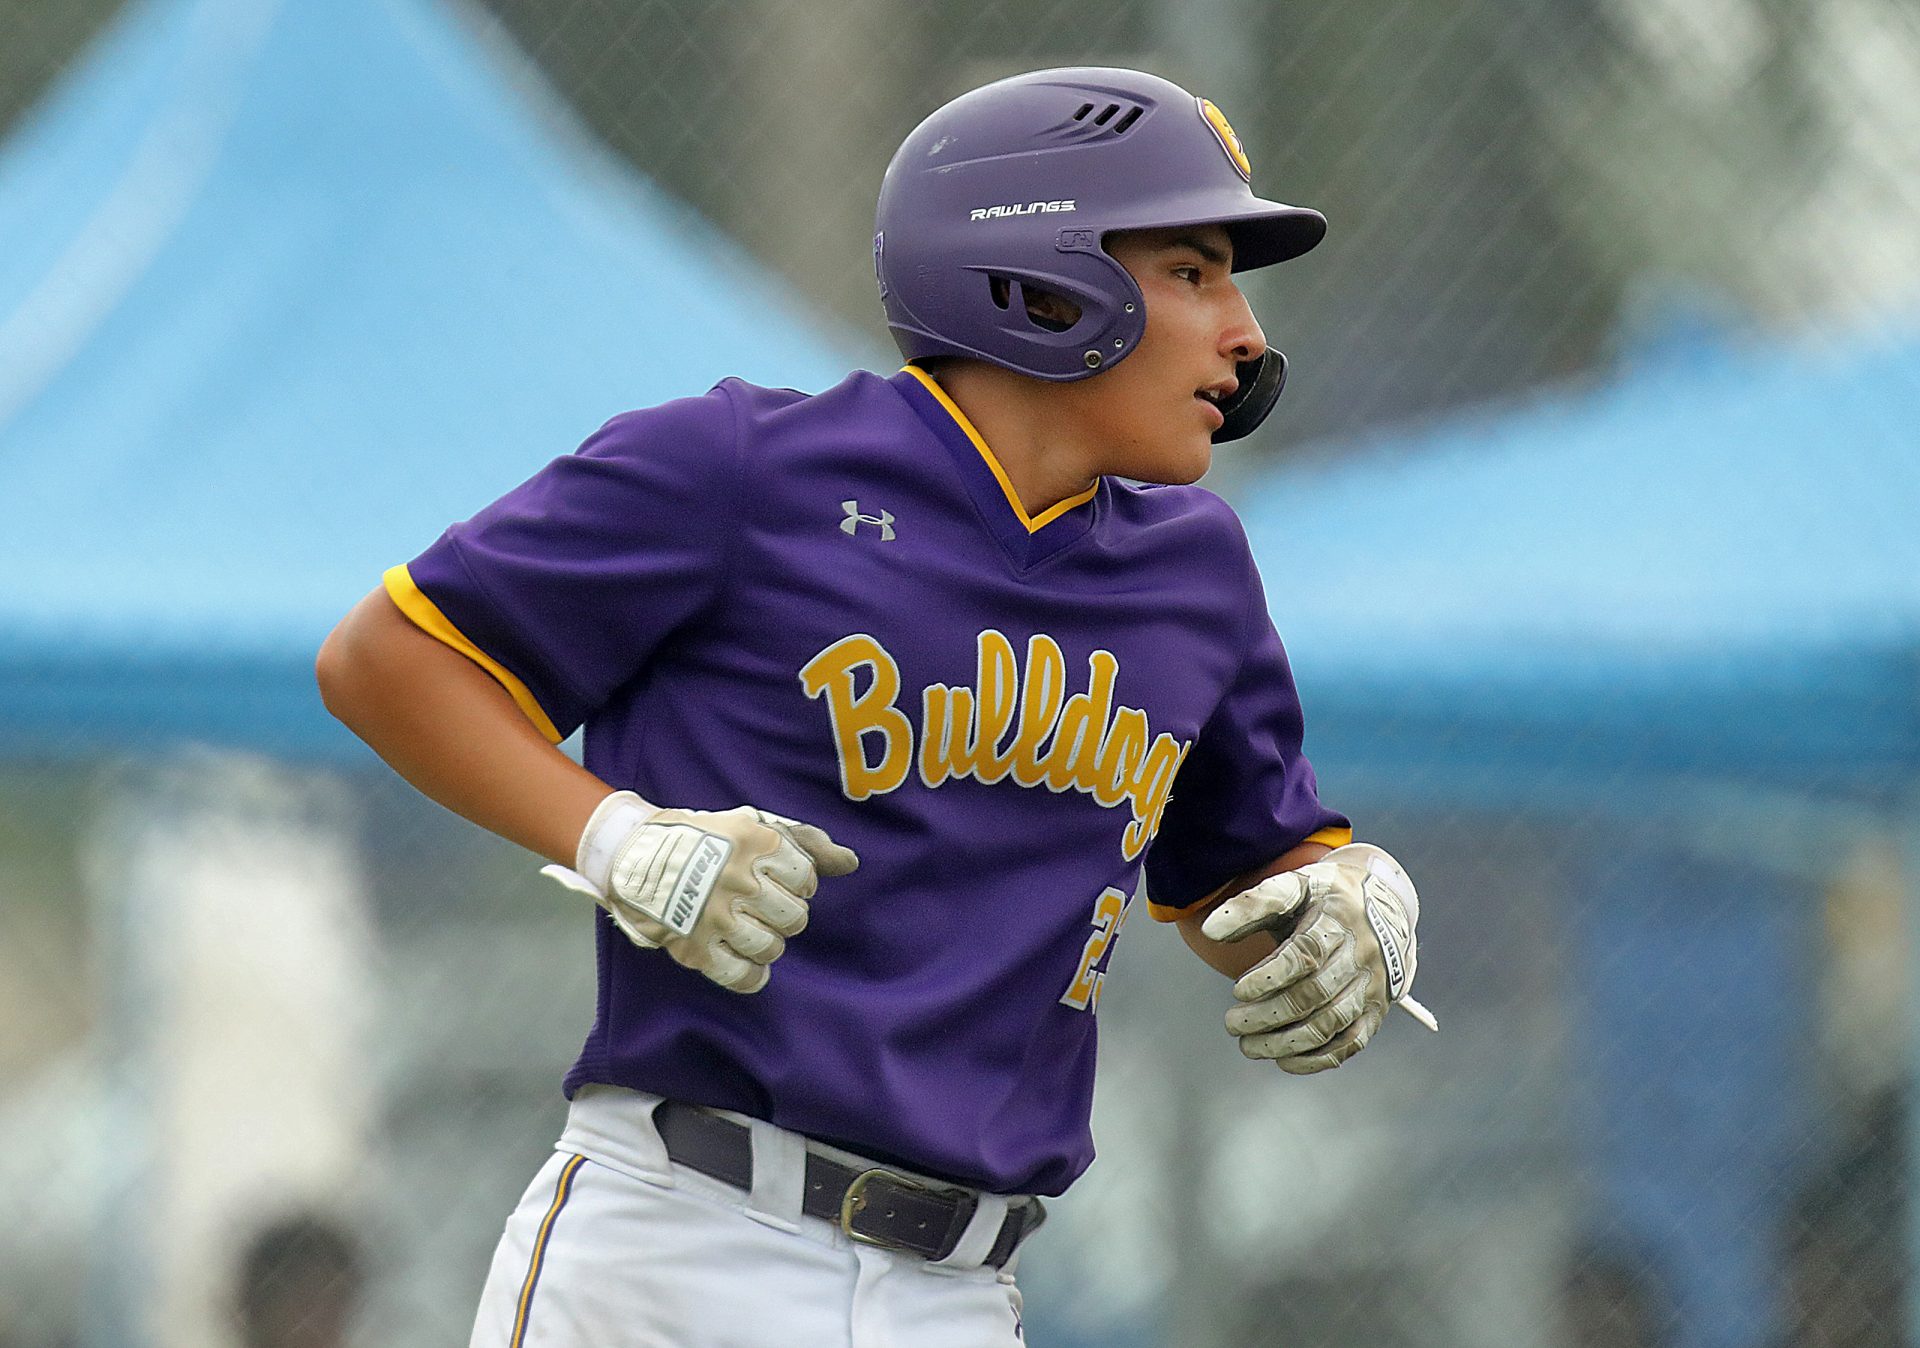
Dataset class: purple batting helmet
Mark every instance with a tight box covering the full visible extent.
[873,66,1326,442]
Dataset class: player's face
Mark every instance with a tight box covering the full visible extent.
[1075,225,1267,484]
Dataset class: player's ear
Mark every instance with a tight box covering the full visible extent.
[1022,286,1081,333]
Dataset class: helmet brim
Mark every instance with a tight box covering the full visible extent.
[1103,196,1327,272]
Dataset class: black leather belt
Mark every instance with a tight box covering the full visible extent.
[653,1100,1045,1268]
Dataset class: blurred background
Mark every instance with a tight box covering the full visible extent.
[1,0,1917,1344]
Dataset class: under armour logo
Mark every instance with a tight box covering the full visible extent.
[840,500,895,541]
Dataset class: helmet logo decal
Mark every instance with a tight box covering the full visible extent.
[968,199,1077,222]
[1197,98,1251,182]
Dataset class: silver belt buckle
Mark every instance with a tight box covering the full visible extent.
[839,1167,944,1250]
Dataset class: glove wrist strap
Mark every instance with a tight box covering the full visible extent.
[1329,842,1440,1033]
[575,789,660,895]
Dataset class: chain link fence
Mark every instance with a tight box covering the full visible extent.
[2,0,1918,1344]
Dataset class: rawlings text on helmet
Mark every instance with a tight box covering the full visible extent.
[967,199,1077,221]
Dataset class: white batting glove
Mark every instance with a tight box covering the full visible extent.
[541,790,859,994]
[1201,843,1437,1074]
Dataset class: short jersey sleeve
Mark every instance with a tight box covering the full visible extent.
[1141,555,1351,922]
[386,385,740,741]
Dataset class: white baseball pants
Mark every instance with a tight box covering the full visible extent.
[469,1087,1028,1347]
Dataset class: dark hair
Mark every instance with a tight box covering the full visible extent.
[234,1213,363,1348]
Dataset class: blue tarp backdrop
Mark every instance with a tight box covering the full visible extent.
[1243,320,1920,807]
[0,0,865,759]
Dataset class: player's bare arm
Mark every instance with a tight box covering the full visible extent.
[317,588,857,994]
[1174,839,1332,979]
[316,585,609,864]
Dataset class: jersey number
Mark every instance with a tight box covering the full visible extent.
[1059,886,1131,1012]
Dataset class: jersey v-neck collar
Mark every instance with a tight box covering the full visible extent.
[890,364,1103,570]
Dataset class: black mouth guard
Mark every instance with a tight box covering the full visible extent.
[1211,350,1288,444]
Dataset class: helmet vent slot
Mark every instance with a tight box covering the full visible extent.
[1042,100,1146,143]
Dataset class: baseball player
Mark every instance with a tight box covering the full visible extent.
[317,66,1432,1347]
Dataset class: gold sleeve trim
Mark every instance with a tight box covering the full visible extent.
[1147,895,1208,923]
[382,564,564,744]
[1146,826,1356,922]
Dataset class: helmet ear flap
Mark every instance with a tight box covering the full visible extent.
[958,259,1145,377]
[1212,351,1287,443]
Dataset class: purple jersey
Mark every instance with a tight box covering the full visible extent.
[388,364,1348,1195]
